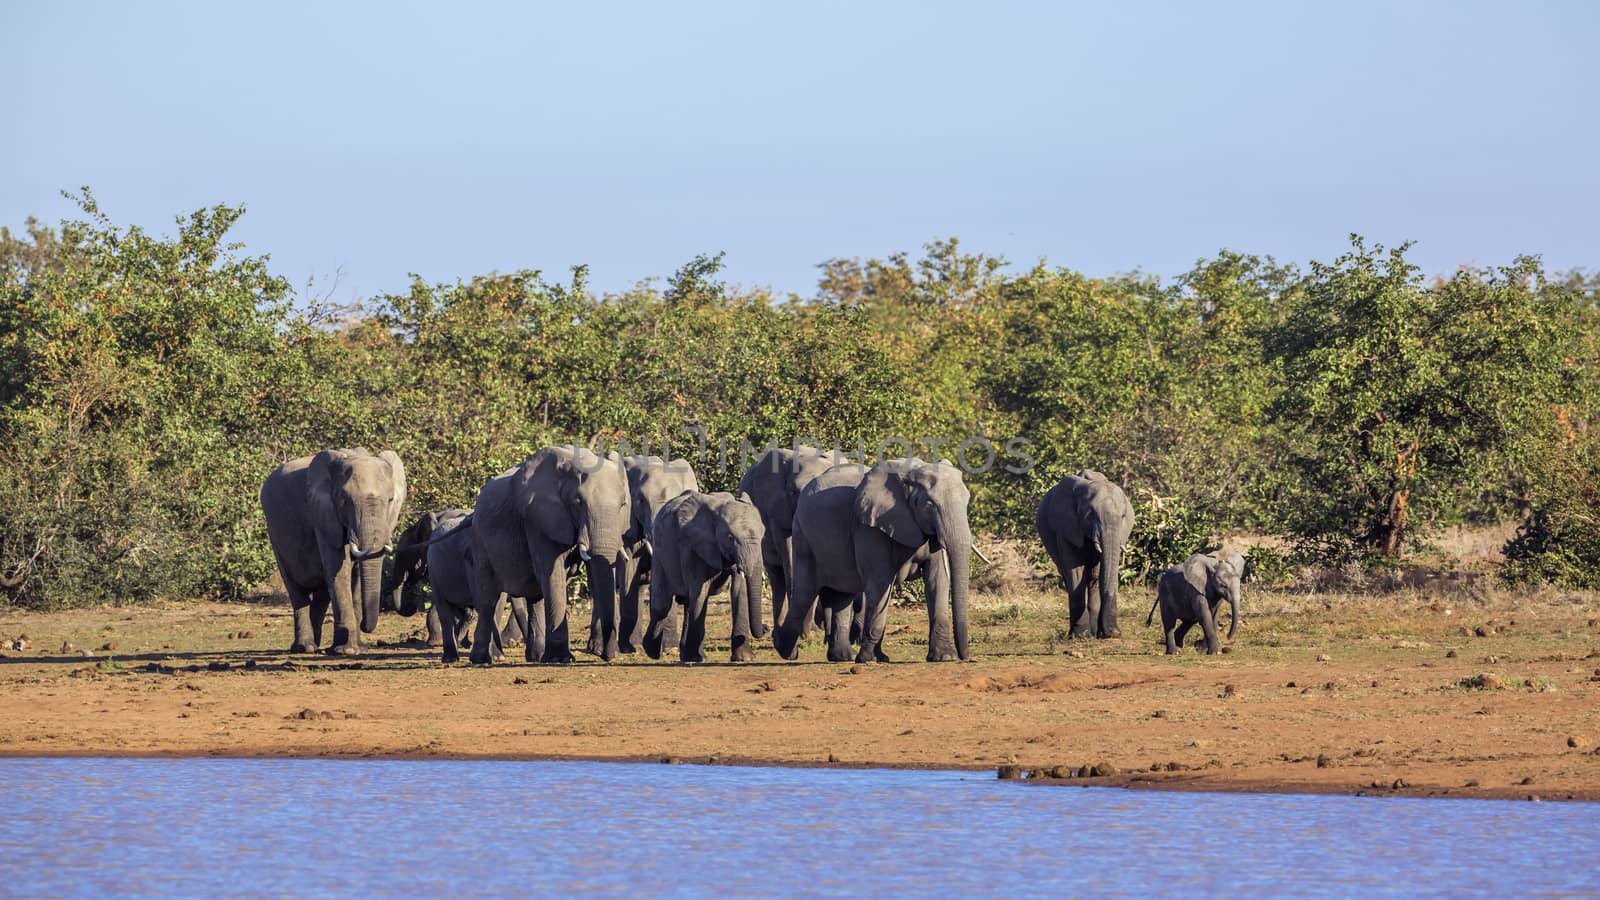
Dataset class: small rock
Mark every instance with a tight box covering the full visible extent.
[1092,762,1119,777]
[1221,684,1237,698]
[60,641,75,653]
[1474,626,1491,638]
[996,764,1022,780]
[1285,681,1297,688]
[1391,778,1408,790]
[1569,736,1589,750]
[1445,650,1458,658]
[1150,710,1165,718]
[1220,646,1232,654]
[98,642,117,652]
[1478,673,1505,690]
[227,632,237,640]
[1316,654,1331,662]
[1316,754,1330,768]
[848,665,864,675]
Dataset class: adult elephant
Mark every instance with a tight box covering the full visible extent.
[774,458,973,664]
[739,445,834,633]
[260,448,406,655]
[468,446,630,664]
[1035,470,1134,639]
[641,491,765,662]
[1148,551,1243,655]
[587,455,699,655]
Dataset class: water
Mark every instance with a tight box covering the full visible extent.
[0,758,1595,897]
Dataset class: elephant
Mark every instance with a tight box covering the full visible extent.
[1148,551,1243,655]
[260,448,406,655]
[387,509,531,663]
[1035,470,1135,639]
[739,445,836,632]
[467,446,630,664]
[774,458,974,664]
[641,491,765,663]
[586,455,699,655]
[388,509,476,648]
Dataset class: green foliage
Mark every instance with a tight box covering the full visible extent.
[0,196,1591,608]
[1122,494,1217,583]
[1268,239,1575,558]
[1242,545,1295,585]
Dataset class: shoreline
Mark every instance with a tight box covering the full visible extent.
[3,747,1594,803]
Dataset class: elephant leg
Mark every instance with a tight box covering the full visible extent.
[325,558,363,655]
[924,551,956,663]
[855,577,895,665]
[821,588,855,663]
[1080,562,1103,644]
[437,601,460,664]
[641,567,675,661]
[586,604,604,657]
[537,557,574,664]
[467,556,501,666]
[1161,606,1179,655]
[501,594,526,649]
[849,593,865,645]
[1197,601,1221,655]
[773,535,822,660]
[309,590,332,650]
[1173,619,1193,651]
[286,583,319,653]
[425,605,445,648]
[680,584,709,664]
[1064,564,1094,640]
[456,607,475,650]
[618,556,645,653]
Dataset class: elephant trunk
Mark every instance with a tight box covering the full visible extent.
[357,499,388,633]
[359,555,383,633]
[1099,537,1121,629]
[938,509,973,660]
[1227,590,1239,639]
[740,540,764,634]
[584,504,624,634]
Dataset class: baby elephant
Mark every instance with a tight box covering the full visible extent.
[642,491,765,663]
[1148,551,1243,655]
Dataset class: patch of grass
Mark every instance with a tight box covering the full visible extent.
[96,656,125,673]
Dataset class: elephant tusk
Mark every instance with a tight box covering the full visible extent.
[578,548,593,562]
[618,546,632,561]
[972,545,994,565]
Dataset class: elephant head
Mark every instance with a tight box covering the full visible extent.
[307,448,406,634]
[625,455,699,550]
[1209,550,1244,638]
[856,458,974,658]
[386,510,441,617]
[536,448,629,629]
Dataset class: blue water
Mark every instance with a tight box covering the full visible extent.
[0,758,1595,898]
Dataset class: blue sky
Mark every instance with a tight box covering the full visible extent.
[5,1,1595,300]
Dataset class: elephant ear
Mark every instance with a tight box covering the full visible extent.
[379,450,407,532]
[305,450,345,546]
[855,465,924,548]
[691,510,726,572]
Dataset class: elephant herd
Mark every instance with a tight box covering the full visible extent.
[260,445,1244,665]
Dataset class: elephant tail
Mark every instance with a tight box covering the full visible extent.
[1145,595,1159,628]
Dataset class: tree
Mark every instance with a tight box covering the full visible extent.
[1269,238,1573,557]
